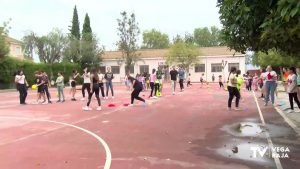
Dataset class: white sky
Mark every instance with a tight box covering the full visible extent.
[0,0,221,50]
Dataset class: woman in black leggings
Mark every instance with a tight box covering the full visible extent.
[287,67,300,113]
[128,74,147,106]
[82,69,101,111]
[227,67,241,110]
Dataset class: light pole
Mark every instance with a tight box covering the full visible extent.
[221,60,227,83]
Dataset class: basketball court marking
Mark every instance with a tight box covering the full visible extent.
[252,91,283,169]
[0,116,112,169]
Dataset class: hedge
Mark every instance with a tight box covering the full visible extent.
[0,57,81,89]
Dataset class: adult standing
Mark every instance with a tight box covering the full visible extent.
[70,70,80,101]
[83,69,102,111]
[263,65,277,106]
[42,71,52,104]
[98,69,105,98]
[149,69,157,98]
[178,67,185,92]
[286,67,300,113]
[227,67,240,110]
[104,67,114,99]
[156,67,163,97]
[81,67,91,101]
[212,74,215,82]
[169,66,178,95]
[15,70,28,105]
[55,72,65,103]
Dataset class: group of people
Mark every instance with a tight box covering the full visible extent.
[226,65,300,113]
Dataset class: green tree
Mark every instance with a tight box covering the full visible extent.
[82,13,92,41]
[252,49,300,67]
[142,29,169,49]
[64,5,81,63]
[116,11,140,74]
[184,33,195,45]
[166,41,200,72]
[194,27,212,47]
[0,20,11,59]
[70,5,80,40]
[22,31,36,60]
[210,26,221,46]
[217,0,300,56]
[80,35,103,68]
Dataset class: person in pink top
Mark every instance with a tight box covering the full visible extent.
[149,69,157,98]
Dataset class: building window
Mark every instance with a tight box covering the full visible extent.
[195,64,205,72]
[16,47,21,55]
[111,66,120,74]
[139,65,149,74]
[211,63,222,72]
[99,66,106,73]
[125,65,134,74]
[228,63,239,72]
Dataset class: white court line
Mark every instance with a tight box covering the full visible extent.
[0,116,111,169]
[274,106,300,135]
[252,91,283,169]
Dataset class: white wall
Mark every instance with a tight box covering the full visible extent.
[102,55,245,83]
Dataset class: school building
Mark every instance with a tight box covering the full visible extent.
[101,46,245,83]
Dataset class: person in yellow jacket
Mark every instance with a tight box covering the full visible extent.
[236,70,244,100]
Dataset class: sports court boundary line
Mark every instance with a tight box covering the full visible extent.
[252,91,283,169]
[0,116,111,169]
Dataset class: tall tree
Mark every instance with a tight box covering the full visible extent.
[166,41,200,72]
[82,13,92,41]
[184,33,195,45]
[0,20,11,59]
[217,0,300,56]
[70,5,80,40]
[142,29,169,49]
[210,26,221,46]
[22,31,36,60]
[116,11,140,74]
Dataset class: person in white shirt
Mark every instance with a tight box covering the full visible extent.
[98,70,105,98]
[81,67,91,101]
[287,67,300,113]
[263,65,277,106]
[15,70,29,104]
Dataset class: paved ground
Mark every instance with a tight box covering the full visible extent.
[0,83,299,169]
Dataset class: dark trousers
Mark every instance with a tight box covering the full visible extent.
[87,83,101,106]
[187,81,192,87]
[247,80,252,91]
[179,79,184,90]
[106,81,114,96]
[99,82,105,97]
[219,82,224,88]
[44,85,51,101]
[17,84,27,104]
[131,87,145,104]
[82,83,91,98]
[150,82,155,97]
[288,93,300,110]
[228,86,240,108]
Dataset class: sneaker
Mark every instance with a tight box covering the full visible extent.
[71,98,77,101]
[81,98,85,101]
[234,107,241,111]
[82,106,92,111]
[172,92,175,95]
[227,107,232,111]
[96,106,102,111]
[287,110,294,113]
[264,103,268,106]
[105,97,108,99]
[61,100,65,103]
[112,96,115,99]
[128,104,134,107]
[48,101,52,104]
[56,100,61,103]
[42,101,48,105]
[142,101,148,107]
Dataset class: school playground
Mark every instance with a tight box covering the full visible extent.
[0,83,299,169]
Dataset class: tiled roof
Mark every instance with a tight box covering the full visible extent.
[5,36,23,44]
[103,46,243,59]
